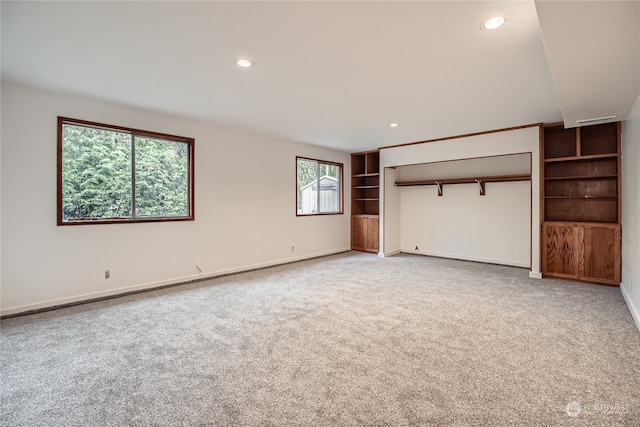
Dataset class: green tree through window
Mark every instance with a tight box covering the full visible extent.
[58,117,194,224]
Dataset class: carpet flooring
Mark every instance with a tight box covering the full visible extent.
[1,252,639,426]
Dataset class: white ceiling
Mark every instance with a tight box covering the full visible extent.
[2,1,638,153]
[536,0,639,128]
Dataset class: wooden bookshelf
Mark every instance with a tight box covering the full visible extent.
[351,150,379,253]
[541,121,621,285]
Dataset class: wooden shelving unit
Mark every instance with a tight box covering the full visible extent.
[541,121,621,285]
[351,150,379,253]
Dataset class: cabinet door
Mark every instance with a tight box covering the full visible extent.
[580,224,620,285]
[366,216,379,253]
[351,216,367,251]
[543,222,579,279]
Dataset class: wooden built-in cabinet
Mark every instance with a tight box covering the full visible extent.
[352,215,379,253]
[541,122,621,285]
[351,150,379,253]
[542,222,620,285]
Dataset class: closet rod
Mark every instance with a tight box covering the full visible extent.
[394,174,530,187]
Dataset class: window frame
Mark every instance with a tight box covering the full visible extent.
[57,116,195,226]
[296,156,344,217]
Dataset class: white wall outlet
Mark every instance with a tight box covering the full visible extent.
[105,270,110,279]
[291,246,295,252]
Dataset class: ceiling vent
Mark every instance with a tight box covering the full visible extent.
[575,116,617,126]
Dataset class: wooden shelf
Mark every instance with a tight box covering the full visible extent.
[351,150,380,252]
[545,175,617,181]
[544,153,618,163]
[545,157,617,180]
[541,121,621,285]
[581,122,619,156]
[544,195,617,199]
[351,151,380,215]
[542,122,620,224]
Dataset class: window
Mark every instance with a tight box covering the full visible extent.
[57,117,194,225]
[296,157,343,215]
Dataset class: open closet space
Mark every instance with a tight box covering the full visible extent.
[396,154,531,267]
[379,125,541,276]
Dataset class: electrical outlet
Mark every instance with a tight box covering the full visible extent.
[105,270,110,279]
[291,246,295,252]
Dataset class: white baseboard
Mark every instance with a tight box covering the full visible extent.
[620,282,640,331]
[400,249,530,269]
[380,249,401,257]
[0,247,351,317]
[529,271,543,279]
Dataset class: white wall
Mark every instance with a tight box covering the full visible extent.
[621,93,640,329]
[0,81,3,298]
[400,182,530,267]
[398,155,531,267]
[0,81,351,316]
[380,126,540,276]
[381,167,400,256]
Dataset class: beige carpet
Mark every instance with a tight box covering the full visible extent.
[1,252,639,426]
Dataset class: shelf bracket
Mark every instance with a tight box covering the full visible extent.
[436,181,443,197]
[475,179,485,196]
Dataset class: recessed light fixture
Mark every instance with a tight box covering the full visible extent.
[235,58,254,68]
[390,123,399,128]
[481,16,506,31]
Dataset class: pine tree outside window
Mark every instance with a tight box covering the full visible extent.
[58,117,194,225]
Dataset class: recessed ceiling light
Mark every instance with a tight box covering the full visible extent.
[481,16,506,31]
[235,58,254,68]
[390,123,399,128]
